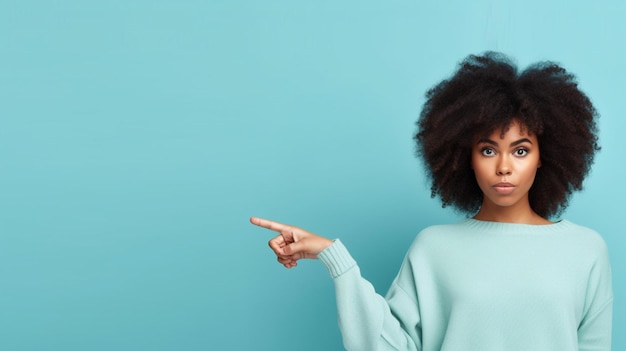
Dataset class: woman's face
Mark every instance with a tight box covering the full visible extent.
[471,120,541,214]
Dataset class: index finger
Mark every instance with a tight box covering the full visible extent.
[250,217,289,233]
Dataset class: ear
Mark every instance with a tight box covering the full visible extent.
[537,159,542,168]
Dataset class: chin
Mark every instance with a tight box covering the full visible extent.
[486,198,523,209]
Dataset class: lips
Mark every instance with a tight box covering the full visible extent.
[493,182,515,195]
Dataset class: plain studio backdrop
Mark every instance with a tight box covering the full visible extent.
[0,0,623,350]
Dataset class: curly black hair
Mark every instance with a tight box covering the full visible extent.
[415,52,600,219]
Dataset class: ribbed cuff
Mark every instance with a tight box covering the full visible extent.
[318,239,357,278]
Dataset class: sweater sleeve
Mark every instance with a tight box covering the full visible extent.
[318,240,422,351]
[577,240,613,351]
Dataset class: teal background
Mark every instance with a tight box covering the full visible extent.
[1,0,623,350]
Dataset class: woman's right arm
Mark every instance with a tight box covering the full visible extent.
[251,217,422,351]
[319,239,422,351]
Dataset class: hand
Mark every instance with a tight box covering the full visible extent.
[250,217,333,269]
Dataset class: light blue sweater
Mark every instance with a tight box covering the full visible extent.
[318,219,613,351]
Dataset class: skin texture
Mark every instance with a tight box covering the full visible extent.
[254,53,602,265]
[415,53,600,218]
[249,217,333,269]
[252,119,553,268]
[471,120,551,225]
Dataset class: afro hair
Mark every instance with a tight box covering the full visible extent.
[415,52,600,218]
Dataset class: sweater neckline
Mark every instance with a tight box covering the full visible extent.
[462,218,572,234]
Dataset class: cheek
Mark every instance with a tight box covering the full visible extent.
[472,164,490,186]
[471,157,488,180]
[520,162,540,185]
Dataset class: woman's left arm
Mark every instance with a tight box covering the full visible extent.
[577,242,613,351]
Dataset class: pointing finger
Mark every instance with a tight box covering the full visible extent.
[250,217,290,233]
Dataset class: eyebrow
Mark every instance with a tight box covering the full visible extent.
[477,138,534,147]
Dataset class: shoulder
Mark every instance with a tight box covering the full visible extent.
[411,219,492,241]
[520,219,610,266]
[406,221,474,255]
[558,220,608,252]
[413,222,465,242]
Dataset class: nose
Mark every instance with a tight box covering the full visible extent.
[496,156,512,176]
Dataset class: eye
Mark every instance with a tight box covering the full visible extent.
[514,148,528,157]
[481,147,495,156]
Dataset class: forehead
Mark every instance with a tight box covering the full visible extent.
[485,120,536,141]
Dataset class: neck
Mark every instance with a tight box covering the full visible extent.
[473,200,552,225]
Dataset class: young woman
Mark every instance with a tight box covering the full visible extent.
[250,52,613,351]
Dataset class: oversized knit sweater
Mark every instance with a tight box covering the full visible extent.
[318,219,613,351]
